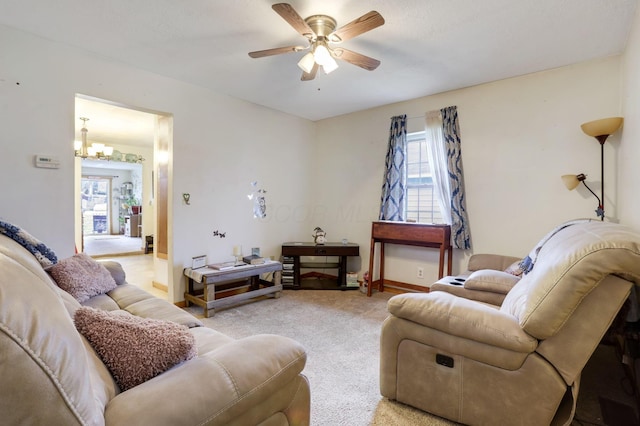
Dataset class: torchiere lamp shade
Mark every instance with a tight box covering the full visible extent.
[580,117,623,141]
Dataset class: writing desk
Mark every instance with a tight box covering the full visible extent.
[368,221,452,296]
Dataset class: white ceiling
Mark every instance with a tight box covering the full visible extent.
[2,0,637,143]
[74,96,157,147]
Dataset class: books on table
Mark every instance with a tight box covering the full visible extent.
[209,261,246,271]
[243,255,265,265]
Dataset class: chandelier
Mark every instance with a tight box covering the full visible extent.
[74,117,114,160]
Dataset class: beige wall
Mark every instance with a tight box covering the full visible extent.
[315,57,622,286]
[620,5,640,229]
[1,18,635,298]
[0,24,315,302]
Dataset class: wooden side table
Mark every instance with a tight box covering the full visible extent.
[183,261,282,317]
[368,221,452,296]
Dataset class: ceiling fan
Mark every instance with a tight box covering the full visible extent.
[248,3,385,81]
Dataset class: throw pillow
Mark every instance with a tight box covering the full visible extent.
[504,260,524,277]
[463,269,521,294]
[0,219,58,268]
[74,307,197,391]
[48,253,117,302]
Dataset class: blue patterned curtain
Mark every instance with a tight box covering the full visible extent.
[379,115,407,221]
[441,106,471,249]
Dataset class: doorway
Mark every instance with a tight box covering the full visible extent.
[74,95,157,257]
[73,94,172,300]
[80,161,145,256]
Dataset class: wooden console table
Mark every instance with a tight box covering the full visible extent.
[281,242,359,289]
[183,261,282,317]
[368,221,452,296]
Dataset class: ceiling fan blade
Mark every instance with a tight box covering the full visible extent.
[272,3,314,38]
[329,11,384,43]
[301,63,319,81]
[333,48,380,71]
[248,46,305,58]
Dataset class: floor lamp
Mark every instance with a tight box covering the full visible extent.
[562,117,623,221]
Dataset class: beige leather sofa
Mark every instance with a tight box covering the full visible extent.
[380,221,640,425]
[0,233,310,426]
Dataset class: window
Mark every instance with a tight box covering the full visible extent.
[405,131,444,223]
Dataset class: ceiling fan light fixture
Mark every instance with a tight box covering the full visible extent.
[297,52,315,73]
[249,4,384,81]
[322,56,339,74]
[313,44,331,66]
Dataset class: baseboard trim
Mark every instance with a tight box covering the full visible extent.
[152,281,168,292]
[373,278,429,294]
[91,250,144,259]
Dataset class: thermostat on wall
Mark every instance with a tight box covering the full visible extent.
[34,155,60,169]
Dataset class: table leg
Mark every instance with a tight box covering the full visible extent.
[185,277,193,307]
[368,238,376,297]
[293,255,301,287]
[338,255,347,286]
[379,242,385,293]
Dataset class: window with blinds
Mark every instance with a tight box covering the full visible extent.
[405,131,444,223]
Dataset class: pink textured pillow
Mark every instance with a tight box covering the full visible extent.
[48,253,117,302]
[74,307,196,391]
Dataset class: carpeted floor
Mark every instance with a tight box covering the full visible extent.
[185,289,455,425]
[183,289,639,425]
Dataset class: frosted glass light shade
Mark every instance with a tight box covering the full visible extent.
[91,143,105,153]
[561,173,587,191]
[297,52,315,74]
[322,56,339,74]
[103,146,114,156]
[561,175,580,190]
[313,44,331,66]
[581,117,623,137]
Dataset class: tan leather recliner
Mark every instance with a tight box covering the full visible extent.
[380,221,640,425]
[430,253,523,306]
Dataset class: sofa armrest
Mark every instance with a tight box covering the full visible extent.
[387,292,536,353]
[104,334,309,426]
[467,254,522,272]
[463,269,520,294]
[99,261,127,285]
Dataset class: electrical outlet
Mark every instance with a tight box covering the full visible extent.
[417,267,424,279]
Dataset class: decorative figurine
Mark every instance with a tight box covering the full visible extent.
[313,227,327,245]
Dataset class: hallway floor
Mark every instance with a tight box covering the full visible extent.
[97,253,167,300]
[84,235,144,257]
